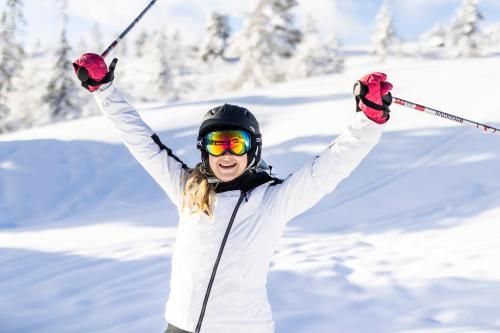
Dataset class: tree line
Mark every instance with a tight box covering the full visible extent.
[0,0,494,134]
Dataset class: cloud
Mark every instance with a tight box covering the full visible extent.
[16,0,499,49]
[394,0,460,20]
[296,0,377,44]
[59,0,369,46]
[65,0,251,32]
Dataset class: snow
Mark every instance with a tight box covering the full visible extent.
[1,54,500,333]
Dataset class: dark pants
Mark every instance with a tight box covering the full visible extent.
[164,324,192,333]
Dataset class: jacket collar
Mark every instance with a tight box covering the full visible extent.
[210,160,277,194]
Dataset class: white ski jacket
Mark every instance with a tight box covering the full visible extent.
[94,85,385,333]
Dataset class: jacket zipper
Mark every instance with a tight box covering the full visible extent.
[194,192,247,333]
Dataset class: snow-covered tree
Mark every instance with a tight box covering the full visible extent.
[420,24,447,50]
[0,103,9,133]
[447,0,483,57]
[372,0,397,60]
[0,0,26,132]
[201,12,231,62]
[154,30,174,98]
[484,24,500,52]
[233,0,302,87]
[134,31,149,57]
[90,23,104,54]
[325,32,344,71]
[0,0,25,94]
[31,38,46,57]
[43,0,81,121]
[419,0,484,58]
[147,29,195,101]
[75,37,89,56]
[288,16,343,79]
[116,35,128,57]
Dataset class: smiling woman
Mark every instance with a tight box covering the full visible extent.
[72,50,392,333]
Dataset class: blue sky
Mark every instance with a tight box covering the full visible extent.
[4,0,500,49]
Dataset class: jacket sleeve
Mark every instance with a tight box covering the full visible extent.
[93,84,188,207]
[265,112,385,224]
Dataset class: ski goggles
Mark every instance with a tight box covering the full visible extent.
[200,130,252,156]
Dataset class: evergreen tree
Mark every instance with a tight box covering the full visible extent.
[0,103,9,133]
[90,23,104,53]
[43,0,81,121]
[288,16,343,79]
[0,0,25,94]
[135,31,149,57]
[372,0,397,60]
[117,35,128,57]
[447,0,483,57]
[325,33,344,72]
[420,24,447,50]
[155,30,175,98]
[484,24,500,50]
[149,29,195,101]
[75,37,89,56]
[0,0,25,133]
[202,12,231,62]
[234,0,302,87]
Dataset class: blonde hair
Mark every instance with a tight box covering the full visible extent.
[182,163,216,218]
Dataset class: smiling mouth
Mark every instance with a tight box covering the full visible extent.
[219,163,237,169]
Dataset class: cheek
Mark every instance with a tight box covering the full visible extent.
[208,155,217,170]
[237,155,248,169]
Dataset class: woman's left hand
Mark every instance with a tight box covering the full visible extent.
[354,72,393,124]
[73,53,117,92]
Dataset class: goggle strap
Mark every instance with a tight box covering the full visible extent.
[254,134,262,146]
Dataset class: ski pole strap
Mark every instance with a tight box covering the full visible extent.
[77,58,118,90]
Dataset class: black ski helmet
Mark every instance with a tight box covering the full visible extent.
[197,104,262,170]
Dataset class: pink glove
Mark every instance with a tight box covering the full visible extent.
[72,53,117,92]
[354,72,393,124]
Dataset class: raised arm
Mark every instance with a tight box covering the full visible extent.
[94,85,188,206]
[266,72,393,224]
[266,112,384,222]
[73,53,188,207]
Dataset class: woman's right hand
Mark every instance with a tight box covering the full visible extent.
[72,53,117,92]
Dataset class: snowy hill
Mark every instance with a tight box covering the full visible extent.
[1,55,500,333]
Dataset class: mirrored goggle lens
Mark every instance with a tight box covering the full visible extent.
[204,130,251,156]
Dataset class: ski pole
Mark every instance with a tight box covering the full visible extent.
[353,81,500,136]
[101,0,158,58]
[392,96,500,136]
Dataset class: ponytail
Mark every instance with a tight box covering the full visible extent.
[182,163,216,218]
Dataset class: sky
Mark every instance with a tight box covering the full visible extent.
[3,0,500,50]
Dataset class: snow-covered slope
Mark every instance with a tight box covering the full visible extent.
[1,55,500,333]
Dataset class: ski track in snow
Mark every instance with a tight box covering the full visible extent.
[1,56,500,333]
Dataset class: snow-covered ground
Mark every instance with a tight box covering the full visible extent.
[1,55,500,333]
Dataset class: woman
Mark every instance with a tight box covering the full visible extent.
[73,53,392,333]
